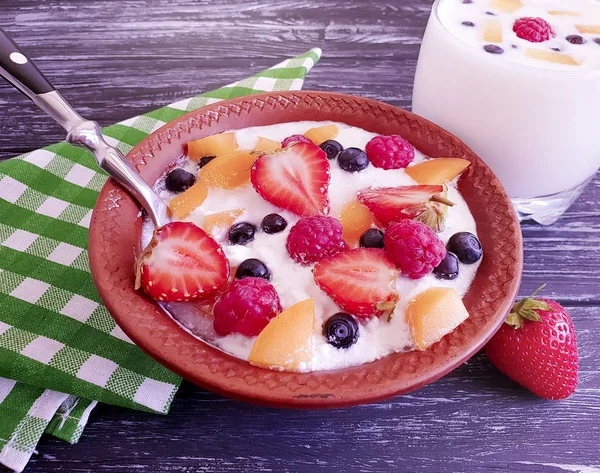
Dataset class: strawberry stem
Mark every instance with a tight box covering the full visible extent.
[530,283,547,298]
[430,195,454,207]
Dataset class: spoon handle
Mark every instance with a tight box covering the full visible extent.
[0,27,169,227]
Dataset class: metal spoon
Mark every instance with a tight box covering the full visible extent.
[0,27,170,227]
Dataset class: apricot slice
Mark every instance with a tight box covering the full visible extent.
[304,124,339,145]
[254,136,281,153]
[339,199,376,248]
[249,298,315,371]
[526,49,580,66]
[187,132,237,160]
[484,19,503,43]
[199,150,256,189]
[405,158,470,185]
[575,25,600,34]
[406,288,470,351]
[548,10,582,16]
[203,209,244,236]
[168,180,208,220]
[488,0,523,13]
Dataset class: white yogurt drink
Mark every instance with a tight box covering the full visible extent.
[413,0,600,224]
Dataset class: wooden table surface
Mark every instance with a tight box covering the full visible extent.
[1,1,598,472]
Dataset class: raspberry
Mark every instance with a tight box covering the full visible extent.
[384,220,446,279]
[281,134,312,148]
[513,17,555,43]
[365,135,415,170]
[286,216,348,265]
[213,277,282,336]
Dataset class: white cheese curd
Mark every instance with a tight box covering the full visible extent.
[141,121,481,372]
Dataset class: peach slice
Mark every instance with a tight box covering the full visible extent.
[304,124,339,145]
[254,136,281,153]
[484,19,503,43]
[406,287,470,351]
[203,209,244,236]
[526,49,580,66]
[249,298,315,371]
[168,180,208,220]
[488,0,523,14]
[187,132,237,160]
[405,158,470,185]
[548,10,582,16]
[575,25,600,34]
[199,150,256,189]
[339,199,376,248]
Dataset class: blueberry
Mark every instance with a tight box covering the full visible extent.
[235,258,271,281]
[551,47,561,52]
[323,313,359,349]
[165,168,195,193]
[447,232,482,264]
[566,35,586,45]
[359,229,385,249]
[320,140,344,160]
[261,213,288,234]
[483,44,504,55]
[461,21,475,27]
[338,147,369,172]
[228,222,257,245]
[433,252,460,280]
[198,156,216,169]
[462,0,473,3]
[485,11,496,15]
[595,38,600,45]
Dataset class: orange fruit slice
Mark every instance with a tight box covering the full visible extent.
[548,10,582,16]
[526,49,580,66]
[484,19,503,43]
[254,137,281,153]
[203,209,244,236]
[187,132,237,160]
[249,298,315,371]
[575,24,600,34]
[406,288,470,351]
[488,0,523,13]
[304,124,339,145]
[405,158,470,185]
[199,150,256,189]
[168,180,208,220]
[339,200,376,248]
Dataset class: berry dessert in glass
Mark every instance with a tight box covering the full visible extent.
[135,123,483,372]
[412,0,600,225]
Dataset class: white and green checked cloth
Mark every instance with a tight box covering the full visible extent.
[0,48,322,472]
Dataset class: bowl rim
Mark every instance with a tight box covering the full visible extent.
[89,91,523,409]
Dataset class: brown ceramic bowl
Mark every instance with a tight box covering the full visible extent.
[89,91,523,408]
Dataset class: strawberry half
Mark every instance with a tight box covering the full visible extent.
[251,142,330,217]
[135,221,229,302]
[357,185,453,231]
[313,248,399,318]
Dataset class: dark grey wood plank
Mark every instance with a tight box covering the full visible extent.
[20,305,600,473]
[0,0,598,472]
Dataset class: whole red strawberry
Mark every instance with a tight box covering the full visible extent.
[485,286,578,400]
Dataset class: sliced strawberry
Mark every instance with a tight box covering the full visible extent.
[135,221,229,302]
[357,185,453,231]
[313,248,399,318]
[251,142,330,217]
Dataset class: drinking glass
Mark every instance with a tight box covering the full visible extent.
[412,0,600,225]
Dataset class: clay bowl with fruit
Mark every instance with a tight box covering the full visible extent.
[89,91,523,408]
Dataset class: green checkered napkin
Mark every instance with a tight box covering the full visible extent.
[0,48,322,472]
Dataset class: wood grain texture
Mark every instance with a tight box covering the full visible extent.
[0,0,598,472]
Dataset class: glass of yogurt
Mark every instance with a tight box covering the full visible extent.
[412,0,600,225]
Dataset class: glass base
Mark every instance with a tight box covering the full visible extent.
[512,177,593,225]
